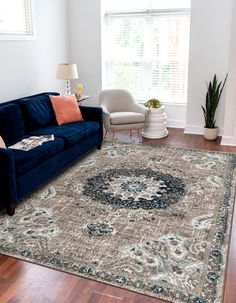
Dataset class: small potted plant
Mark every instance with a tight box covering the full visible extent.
[144,98,162,109]
[75,84,83,98]
[201,74,227,140]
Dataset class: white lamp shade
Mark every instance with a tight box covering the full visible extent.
[56,63,78,80]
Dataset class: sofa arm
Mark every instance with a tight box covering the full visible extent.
[79,105,103,139]
[0,148,17,210]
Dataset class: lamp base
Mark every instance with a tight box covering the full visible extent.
[65,79,71,95]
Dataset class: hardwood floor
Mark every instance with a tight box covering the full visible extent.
[0,128,236,303]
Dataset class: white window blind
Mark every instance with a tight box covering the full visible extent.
[103,0,191,103]
[0,0,33,38]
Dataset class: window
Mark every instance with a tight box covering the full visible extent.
[102,0,191,104]
[0,0,34,39]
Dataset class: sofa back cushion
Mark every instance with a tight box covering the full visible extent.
[0,104,25,146]
[18,93,59,131]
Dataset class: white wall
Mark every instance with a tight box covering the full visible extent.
[185,0,233,135]
[68,0,234,136]
[68,0,102,106]
[0,0,69,103]
[165,104,186,128]
[221,0,236,146]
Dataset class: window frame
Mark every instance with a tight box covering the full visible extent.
[0,0,35,41]
[102,6,191,105]
[105,8,191,17]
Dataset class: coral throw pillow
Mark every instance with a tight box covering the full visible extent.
[50,94,83,125]
[0,136,6,148]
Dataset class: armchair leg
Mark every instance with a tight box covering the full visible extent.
[104,130,108,138]
[130,130,132,137]
[137,129,142,143]
[6,204,16,216]
[112,131,115,143]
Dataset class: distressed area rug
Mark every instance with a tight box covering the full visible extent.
[0,143,236,303]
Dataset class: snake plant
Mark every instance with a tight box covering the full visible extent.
[201,74,228,128]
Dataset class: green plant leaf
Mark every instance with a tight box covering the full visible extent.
[144,98,162,108]
[201,74,227,129]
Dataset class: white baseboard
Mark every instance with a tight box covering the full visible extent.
[184,125,203,135]
[220,136,236,146]
[184,124,224,136]
[167,119,185,128]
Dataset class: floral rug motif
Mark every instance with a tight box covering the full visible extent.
[0,142,236,303]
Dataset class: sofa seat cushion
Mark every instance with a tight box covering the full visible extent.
[110,112,145,125]
[29,121,100,148]
[13,137,64,176]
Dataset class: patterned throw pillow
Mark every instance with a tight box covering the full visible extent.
[50,94,83,125]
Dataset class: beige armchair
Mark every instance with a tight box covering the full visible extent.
[99,89,149,141]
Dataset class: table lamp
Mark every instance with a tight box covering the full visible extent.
[56,63,78,95]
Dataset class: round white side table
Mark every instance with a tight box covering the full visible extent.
[142,106,168,139]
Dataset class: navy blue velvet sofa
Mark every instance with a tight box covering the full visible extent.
[0,92,103,216]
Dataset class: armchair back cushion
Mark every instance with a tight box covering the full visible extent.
[18,93,58,131]
[99,89,135,113]
[0,104,25,146]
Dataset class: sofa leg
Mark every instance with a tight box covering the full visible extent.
[6,204,16,216]
[0,204,5,212]
[97,143,102,150]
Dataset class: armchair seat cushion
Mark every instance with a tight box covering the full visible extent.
[13,137,64,176]
[110,112,145,125]
[29,121,100,148]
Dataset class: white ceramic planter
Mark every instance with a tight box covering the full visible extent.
[142,106,168,139]
[203,127,219,140]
